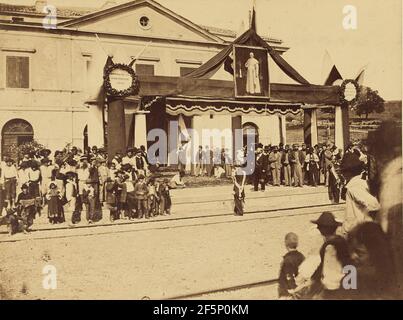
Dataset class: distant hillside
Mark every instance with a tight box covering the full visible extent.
[285,100,402,144]
[363,100,401,121]
[286,100,402,122]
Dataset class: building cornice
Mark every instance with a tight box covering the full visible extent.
[0,23,288,53]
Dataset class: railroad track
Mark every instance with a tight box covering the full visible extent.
[172,189,328,205]
[0,189,337,235]
[167,278,279,300]
[0,203,345,243]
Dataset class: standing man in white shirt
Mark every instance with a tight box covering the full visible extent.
[64,172,78,225]
[340,153,380,235]
[122,147,136,167]
[1,157,18,209]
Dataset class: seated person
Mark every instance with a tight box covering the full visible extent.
[16,183,36,233]
[169,170,186,189]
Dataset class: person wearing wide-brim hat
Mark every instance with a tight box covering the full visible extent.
[122,147,136,168]
[289,143,303,187]
[17,161,31,195]
[305,146,320,187]
[281,144,292,187]
[298,211,352,300]
[134,174,149,219]
[1,156,18,209]
[311,211,342,233]
[82,178,96,224]
[253,142,268,192]
[4,156,14,164]
[126,147,135,154]
[15,182,36,233]
[268,145,281,187]
[158,178,172,216]
[339,153,380,235]
[40,149,52,157]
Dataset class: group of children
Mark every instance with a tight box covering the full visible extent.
[104,173,172,222]
[44,166,173,226]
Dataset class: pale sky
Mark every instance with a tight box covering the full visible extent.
[3,0,402,100]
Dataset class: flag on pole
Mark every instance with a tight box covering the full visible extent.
[95,33,111,58]
[178,114,190,142]
[321,50,343,85]
[250,0,257,32]
[355,64,368,85]
[321,50,333,84]
[236,20,246,37]
[129,41,152,67]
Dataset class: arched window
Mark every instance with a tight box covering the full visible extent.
[242,122,259,147]
[1,119,34,160]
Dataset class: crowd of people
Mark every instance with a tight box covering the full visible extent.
[248,141,365,192]
[276,122,402,300]
[0,145,176,234]
[0,139,374,234]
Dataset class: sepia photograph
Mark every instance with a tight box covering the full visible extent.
[0,0,402,306]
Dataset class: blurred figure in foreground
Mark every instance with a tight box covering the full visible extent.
[366,121,403,298]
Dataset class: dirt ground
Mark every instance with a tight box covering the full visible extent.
[0,205,344,300]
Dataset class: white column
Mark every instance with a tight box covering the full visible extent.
[280,115,287,145]
[311,109,318,146]
[190,115,203,174]
[268,115,281,145]
[134,113,147,149]
[335,106,344,150]
[87,104,104,147]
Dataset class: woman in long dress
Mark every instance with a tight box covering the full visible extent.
[46,182,64,224]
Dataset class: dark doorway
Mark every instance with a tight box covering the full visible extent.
[242,122,259,147]
[1,119,34,161]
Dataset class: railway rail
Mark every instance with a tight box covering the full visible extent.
[0,202,345,243]
[167,278,279,300]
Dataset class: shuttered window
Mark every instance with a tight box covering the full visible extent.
[6,56,30,88]
[135,64,155,76]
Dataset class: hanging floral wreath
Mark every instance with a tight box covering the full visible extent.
[339,79,359,106]
[104,63,140,98]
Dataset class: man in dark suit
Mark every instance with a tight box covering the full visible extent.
[254,143,267,191]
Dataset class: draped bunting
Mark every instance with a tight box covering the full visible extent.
[163,96,302,117]
[184,28,310,85]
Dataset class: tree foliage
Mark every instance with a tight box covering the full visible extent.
[7,140,45,162]
[353,86,385,119]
